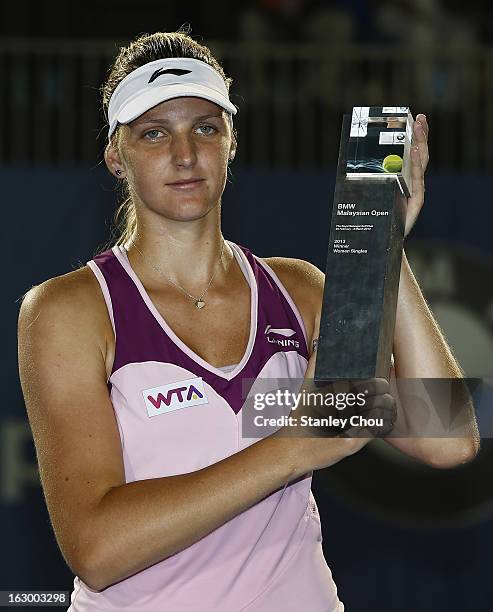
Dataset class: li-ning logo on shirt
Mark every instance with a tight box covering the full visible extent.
[264,324,300,348]
[148,68,192,84]
[142,376,208,418]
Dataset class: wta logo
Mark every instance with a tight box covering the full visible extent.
[142,376,208,418]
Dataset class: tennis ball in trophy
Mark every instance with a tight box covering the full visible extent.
[382,154,403,173]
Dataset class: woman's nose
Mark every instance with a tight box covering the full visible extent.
[171,134,197,167]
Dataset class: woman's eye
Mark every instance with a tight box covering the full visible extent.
[144,129,164,140]
[196,125,217,136]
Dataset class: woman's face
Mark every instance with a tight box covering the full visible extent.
[109,96,236,222]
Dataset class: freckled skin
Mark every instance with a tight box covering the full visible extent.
[112,97,235,224]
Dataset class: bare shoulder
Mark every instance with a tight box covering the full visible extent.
[261,256,325,303]
[260,256,325,344]
[18,265,111,350]
[20,264,99,302]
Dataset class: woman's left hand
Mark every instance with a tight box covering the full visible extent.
[404,113,429,238]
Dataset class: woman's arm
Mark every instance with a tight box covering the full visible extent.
[382,114,479,466]
[384,249,480,467]
[17,273,361,592]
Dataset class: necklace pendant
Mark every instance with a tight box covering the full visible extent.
[195,299,206,309]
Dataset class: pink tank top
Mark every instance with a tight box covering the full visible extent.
[67,240,344,611]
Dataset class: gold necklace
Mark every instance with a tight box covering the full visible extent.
[128,234,226,309]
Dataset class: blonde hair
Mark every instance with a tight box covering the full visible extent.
[98,27,234,252]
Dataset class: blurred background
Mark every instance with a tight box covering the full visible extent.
[3,1,493,611]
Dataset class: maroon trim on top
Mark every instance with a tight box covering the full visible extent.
[92,243,309,414]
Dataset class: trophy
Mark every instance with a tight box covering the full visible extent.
[314,107,414,383]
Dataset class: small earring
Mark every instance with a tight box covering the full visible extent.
[115,169,122,176]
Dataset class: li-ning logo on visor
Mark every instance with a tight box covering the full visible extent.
[148,68,192,84]
[142,376,208,417]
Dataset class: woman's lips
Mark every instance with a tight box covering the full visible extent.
[166,179,205,190]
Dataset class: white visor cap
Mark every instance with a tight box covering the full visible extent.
[107,57,237,140]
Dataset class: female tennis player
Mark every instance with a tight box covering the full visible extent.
[17,29,479,612]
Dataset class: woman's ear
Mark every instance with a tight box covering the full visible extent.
[229,132,238,162]
[104,140,125,178]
